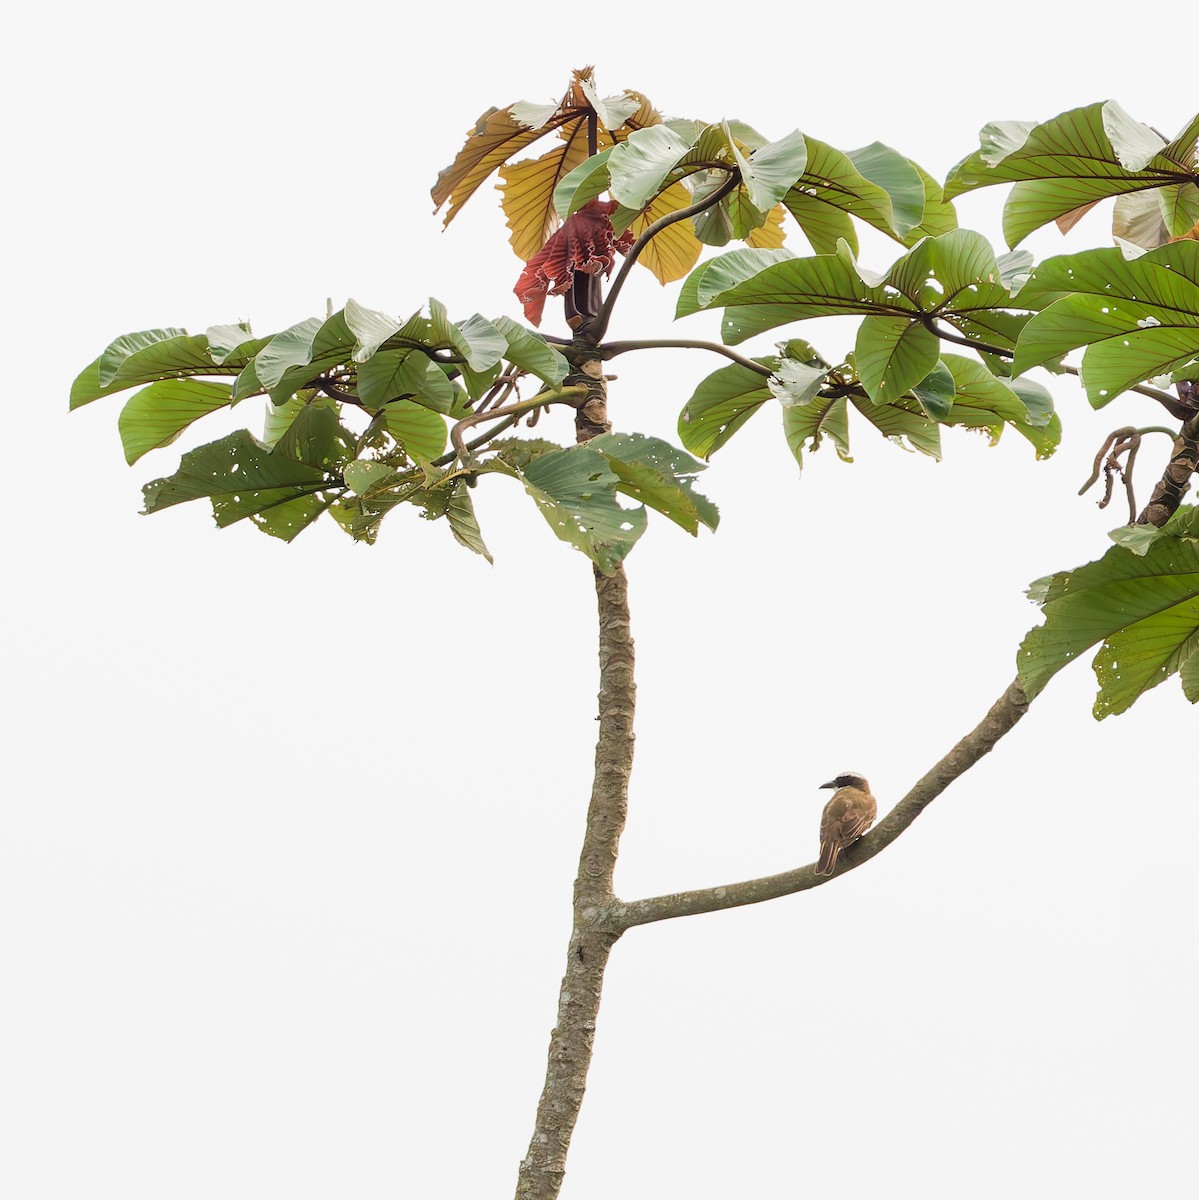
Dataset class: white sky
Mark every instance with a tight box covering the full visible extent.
[3,4,1196,1198]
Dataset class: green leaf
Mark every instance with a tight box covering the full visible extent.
[553,146,616,218]
[98,328,188,386]
[344,298,404,362]
[910,361,956,420]
[938,355,1058,455]
[709,249,899,344]
[767,359,830,408]
[946,101,1198,247]
[358,350,455,413]
[1014,242,1199,404]
[142,430,331,518]
[900,163,959,245]
[675,247,795,318]
[783,394,851,469]
[784,136,901,244]
[589,432,719,535]
[607,125,693,212]
[1019,506,1199,717]
[729,126,808,213]
[784,190,858,255]
[444,482,493,563]
[847,142,924,234]
[515,445,647,574]
[383,400,448,461]
[491,315,570,386]
[253,317,325,390]
[343,460,397,496]
[117,379,233,465]
[855,317,938,405]
[73,333,224,409]
[428,299,506,374]
[678,359,776,458]
[854,396,941,459]
[274,403,347,471]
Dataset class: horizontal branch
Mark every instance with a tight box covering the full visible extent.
[601,339,774,376]
[614,677,1030,929]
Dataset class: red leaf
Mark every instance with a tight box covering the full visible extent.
[514,199,635,326]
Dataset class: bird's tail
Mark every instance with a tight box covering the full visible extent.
[816,841,839,876]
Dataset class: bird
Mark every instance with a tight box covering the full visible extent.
[816,773,877,876]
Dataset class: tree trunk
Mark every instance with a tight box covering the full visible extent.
[514,565,635,1200]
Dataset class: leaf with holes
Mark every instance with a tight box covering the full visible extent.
[856,316,939,406]
[946,101,1199,248]
[509,445,647,574]
[1019,506,1199,717]
[1014,242,1199,405]
[589,433,718,536]
[141,429,332,519]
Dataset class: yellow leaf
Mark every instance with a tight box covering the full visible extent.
[745,204,787,249]
[500,124,596,262]
[432,103,580,228]
[626,183,704,284]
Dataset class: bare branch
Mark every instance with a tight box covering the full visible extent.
[613,677,1031,929]
[602,338,774,377]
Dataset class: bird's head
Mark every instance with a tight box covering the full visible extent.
[820,772,870,791]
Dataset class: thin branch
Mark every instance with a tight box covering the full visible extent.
[613,677,1031,930]
[449,386,588,460]
[587,171,741,343]
[602,338,774,377]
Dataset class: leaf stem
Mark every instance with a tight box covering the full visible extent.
[587,171,741,343]
[448,386,588,460]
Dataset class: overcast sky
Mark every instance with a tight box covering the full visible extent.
[3,4,1196,1199]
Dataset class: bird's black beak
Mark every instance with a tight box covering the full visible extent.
[819,779,837,789]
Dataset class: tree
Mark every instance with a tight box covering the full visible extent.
[70,69,1199,1198]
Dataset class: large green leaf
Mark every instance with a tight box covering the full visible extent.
[847,142,924,234]
[700,230,1017,347]
[117,379,233,465]
[945,101,1199,248]
[675,248,795,318]
[382,400,448,461]
[728,126,808,214]
[428,300,507,374]
[358,350,455,412]
[1014,242,1199,404]
[492,315,570,387]
[512,445,648,574]
[783,135,908,245]
[1019,506,1199,717]
[588,433,719,535]
[607,125,694,212]
[855,317,938,405]
[141,430,333,519]
[73,332,226,409]
[678,359,776,458]
[938,355,1059,456]
[552,146,617,219]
